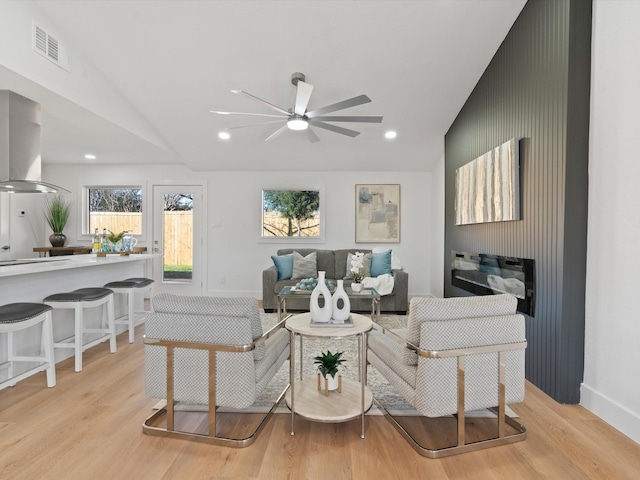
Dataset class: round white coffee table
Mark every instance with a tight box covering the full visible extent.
[285,312,373,438]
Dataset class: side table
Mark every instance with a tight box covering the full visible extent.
[285,312,373,439]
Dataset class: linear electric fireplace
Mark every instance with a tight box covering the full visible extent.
[451,251,535,316]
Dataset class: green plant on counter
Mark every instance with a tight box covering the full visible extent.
[106,230,127,244]
[44,196,70,233]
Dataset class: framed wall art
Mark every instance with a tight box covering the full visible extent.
[454,137,521,225]
[355,184,400,243]
[261,187,325,243]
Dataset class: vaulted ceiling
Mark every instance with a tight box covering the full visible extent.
[1,1,526,172]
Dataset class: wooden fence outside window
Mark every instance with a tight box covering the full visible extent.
[90,212,193,266]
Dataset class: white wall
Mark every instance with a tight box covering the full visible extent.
[42,164,434,299]
[429,153,445,298]
[0,1,169,150]
[583,0,640,444]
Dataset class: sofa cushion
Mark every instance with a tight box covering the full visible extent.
[292,251,317,279]
[371,249,393,277]
[271,253,293,280]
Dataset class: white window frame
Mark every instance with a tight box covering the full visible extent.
[79,184,148,242]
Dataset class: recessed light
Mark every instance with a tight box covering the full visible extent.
[384,131,397,139]
[84,154,96,159]
[218,131,230,140]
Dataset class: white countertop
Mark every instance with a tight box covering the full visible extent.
[0,254,159,278]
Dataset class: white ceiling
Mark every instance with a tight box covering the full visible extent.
[12,1,526,172]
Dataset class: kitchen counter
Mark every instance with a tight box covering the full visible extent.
[0,253,157,278]
[0,253,159,373]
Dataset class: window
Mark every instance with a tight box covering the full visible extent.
[83,186,143,235]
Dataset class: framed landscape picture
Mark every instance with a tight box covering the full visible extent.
[261,187,325,243]
[355,184,400,243]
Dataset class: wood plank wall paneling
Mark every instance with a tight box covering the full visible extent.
[444,0,592,403]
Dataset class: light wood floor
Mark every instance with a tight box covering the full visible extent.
[1,326,639,480]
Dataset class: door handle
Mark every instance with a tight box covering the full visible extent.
[1,245,9,250]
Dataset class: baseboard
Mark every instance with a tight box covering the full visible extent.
[580,382,640,445]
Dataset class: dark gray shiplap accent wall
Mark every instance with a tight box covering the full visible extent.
[444,0,592,403]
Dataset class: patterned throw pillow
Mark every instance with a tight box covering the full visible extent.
[292,251,317,279]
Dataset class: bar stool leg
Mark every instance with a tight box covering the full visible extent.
[42,311,56,387]
[108,295,116,353]
[7,331,16,387]
[75,303,83,372]
[127,290,135,343]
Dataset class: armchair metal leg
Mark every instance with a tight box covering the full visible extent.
[142,342,290,447]
[368,349,527,457]
[142,385,289,447]
[372,398,526,458]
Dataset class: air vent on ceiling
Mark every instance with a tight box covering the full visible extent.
[32,22,72,72]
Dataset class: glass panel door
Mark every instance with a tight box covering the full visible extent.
[152,185,204,295]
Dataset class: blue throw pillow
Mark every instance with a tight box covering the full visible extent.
[370,250,392,277]
[271,254,293,281]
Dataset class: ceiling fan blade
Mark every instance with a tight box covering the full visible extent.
[305,126,320,143]
[227,120,285,130]
[210,110,288,118]
[294,81,314,116]
[231,89,290,115]
[265,124,289,142]
[308,119,360,137]
[310,115,383,123]
[305,94,372,118]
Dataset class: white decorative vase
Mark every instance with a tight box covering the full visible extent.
[310,271,332,323]
[332,280,350,321]
[351,282,363,293]
[326,373,340,391]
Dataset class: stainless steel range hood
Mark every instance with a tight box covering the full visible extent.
[0,90,69,193]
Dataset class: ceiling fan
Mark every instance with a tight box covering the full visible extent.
[210,72,383,143]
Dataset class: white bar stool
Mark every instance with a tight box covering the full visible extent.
[44,288,116,372]
[0,303,56,390]
[104,277,154,343]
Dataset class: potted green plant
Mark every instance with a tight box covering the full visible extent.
[44,195,71,247]
[106,230,127,252]
[313,350,346,392]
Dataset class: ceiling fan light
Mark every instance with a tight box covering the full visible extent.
[287,118,308,131]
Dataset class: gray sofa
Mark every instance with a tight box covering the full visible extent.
[262,248,408,314]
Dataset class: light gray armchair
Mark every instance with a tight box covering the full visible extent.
[367,294,527,458]
[143,294,289,447]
